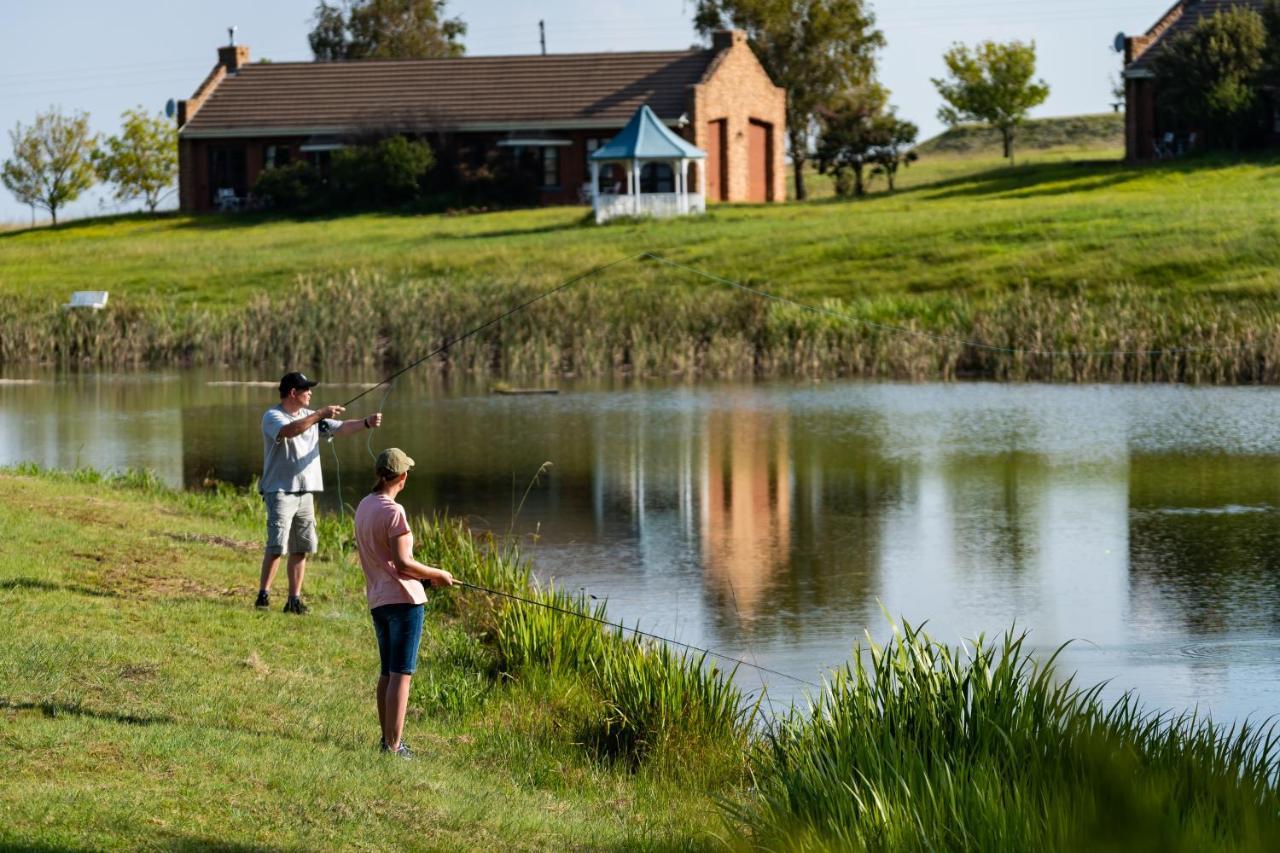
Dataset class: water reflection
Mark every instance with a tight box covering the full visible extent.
[4,374,1280,721]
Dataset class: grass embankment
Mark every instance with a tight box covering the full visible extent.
[2,135,1280,380]
[3,467,1279,850]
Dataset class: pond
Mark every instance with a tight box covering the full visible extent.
[4,370,1279,719]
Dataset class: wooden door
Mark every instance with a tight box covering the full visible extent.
[706,119,727,202]
[747,120,771,203]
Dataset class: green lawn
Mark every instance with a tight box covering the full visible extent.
[0,470,730,850]
[4,143,1279,314]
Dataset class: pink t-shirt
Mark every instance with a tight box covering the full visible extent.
[354,493,427,610]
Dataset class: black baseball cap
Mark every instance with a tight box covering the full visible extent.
[279,372,319,395]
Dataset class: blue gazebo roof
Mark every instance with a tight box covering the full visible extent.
[590,105,705,161]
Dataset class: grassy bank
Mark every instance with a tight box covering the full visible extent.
[2,467,1279,850]
[0,466,745,850]
[2,142,1280,378]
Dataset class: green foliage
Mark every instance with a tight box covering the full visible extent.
[252,137,435,213]
[694,0,885,200]
[251,160,324,212]
[309,0,466,60]
[93,107,177,213]
[418,520,753,771]
[330,136,435,207]
[815,87,918,196]
[2,108,97,225]
[734,619,1280,850]
[1151,6,1269,150]
[870,115,918,191]
[933,40,1050,165]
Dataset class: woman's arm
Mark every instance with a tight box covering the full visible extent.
[392,533,454,587]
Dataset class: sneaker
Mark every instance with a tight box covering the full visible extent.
[391,743,413,760]
[379,739,410,754]
[254,590,270,609]
[283,596,309,615]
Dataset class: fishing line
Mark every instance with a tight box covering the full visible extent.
[453,578,823,690]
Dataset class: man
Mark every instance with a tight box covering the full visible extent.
[354,448,453,758]
[257,371,382,614]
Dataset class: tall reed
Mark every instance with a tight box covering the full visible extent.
[7,272,1280,383]
[734,620,1280,851]
[415,518,755,771]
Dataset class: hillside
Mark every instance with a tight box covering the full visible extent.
[914,113,1125,157]
[4,144,1280,381]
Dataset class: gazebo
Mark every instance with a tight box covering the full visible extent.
[589,105,707,224]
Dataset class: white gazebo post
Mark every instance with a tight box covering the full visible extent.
[676,158,687,214]
[630,158,640,216]
[590,159,601,223]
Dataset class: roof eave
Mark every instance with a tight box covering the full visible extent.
[179,116,687,139]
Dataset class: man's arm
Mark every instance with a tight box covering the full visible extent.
[332,412,382,438]
[276,405,346,440]
[392,533,454,587]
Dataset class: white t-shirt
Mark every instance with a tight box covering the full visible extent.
[260,405,342,494]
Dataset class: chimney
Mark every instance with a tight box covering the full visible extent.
[712,29,747,51]
[218,27,250,73]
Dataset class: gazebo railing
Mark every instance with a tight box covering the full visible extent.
[594,192,705,224]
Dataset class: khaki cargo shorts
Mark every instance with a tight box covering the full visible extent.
[264,492,319,556]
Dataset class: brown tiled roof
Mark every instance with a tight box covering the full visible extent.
[181,50,718,136]
[1127,0,1268,73]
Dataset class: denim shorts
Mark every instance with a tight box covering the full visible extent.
[371,603,425,676]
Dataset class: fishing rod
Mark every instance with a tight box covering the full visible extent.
[453,578,823,690]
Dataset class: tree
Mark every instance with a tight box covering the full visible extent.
[694,0,885,201]
[1151,6,1267,150]
[870,114,918,192]
[2,108,96,226]
[932,40,1049,166]
[814,85,889,198]
[310,0,465,61]
[94,107,177,213]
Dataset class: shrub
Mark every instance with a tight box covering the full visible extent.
[252,161,323,212]
[331,136,435,208]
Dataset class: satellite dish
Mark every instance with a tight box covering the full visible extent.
[1113,32,1126,53]
[165,98,176,119]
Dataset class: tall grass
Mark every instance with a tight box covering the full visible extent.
[415,518,754,774]
[6,273,1280,382]
[734,620,1280,851]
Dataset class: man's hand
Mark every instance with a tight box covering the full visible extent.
[319,404,346,419]
[365,412,383,429]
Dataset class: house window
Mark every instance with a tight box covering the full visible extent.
[640,162,674,193]
[265,144,291,170]
[541,146,559,188]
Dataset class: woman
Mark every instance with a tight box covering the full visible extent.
[354,447,453,758]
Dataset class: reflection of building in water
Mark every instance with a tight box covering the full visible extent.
[699,410,792,617]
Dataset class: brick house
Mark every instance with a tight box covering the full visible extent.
[177,30,786,212]
[1122,0,1278,160]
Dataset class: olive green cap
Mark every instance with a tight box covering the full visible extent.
[375,447,415,475]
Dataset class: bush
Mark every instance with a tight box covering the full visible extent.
[251,161,323,212]
[331,136,435,208]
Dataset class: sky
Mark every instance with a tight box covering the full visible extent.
[1,0,1174,223]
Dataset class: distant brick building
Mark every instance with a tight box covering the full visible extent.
[177,31,785,212]
[1123,0,1278,161]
